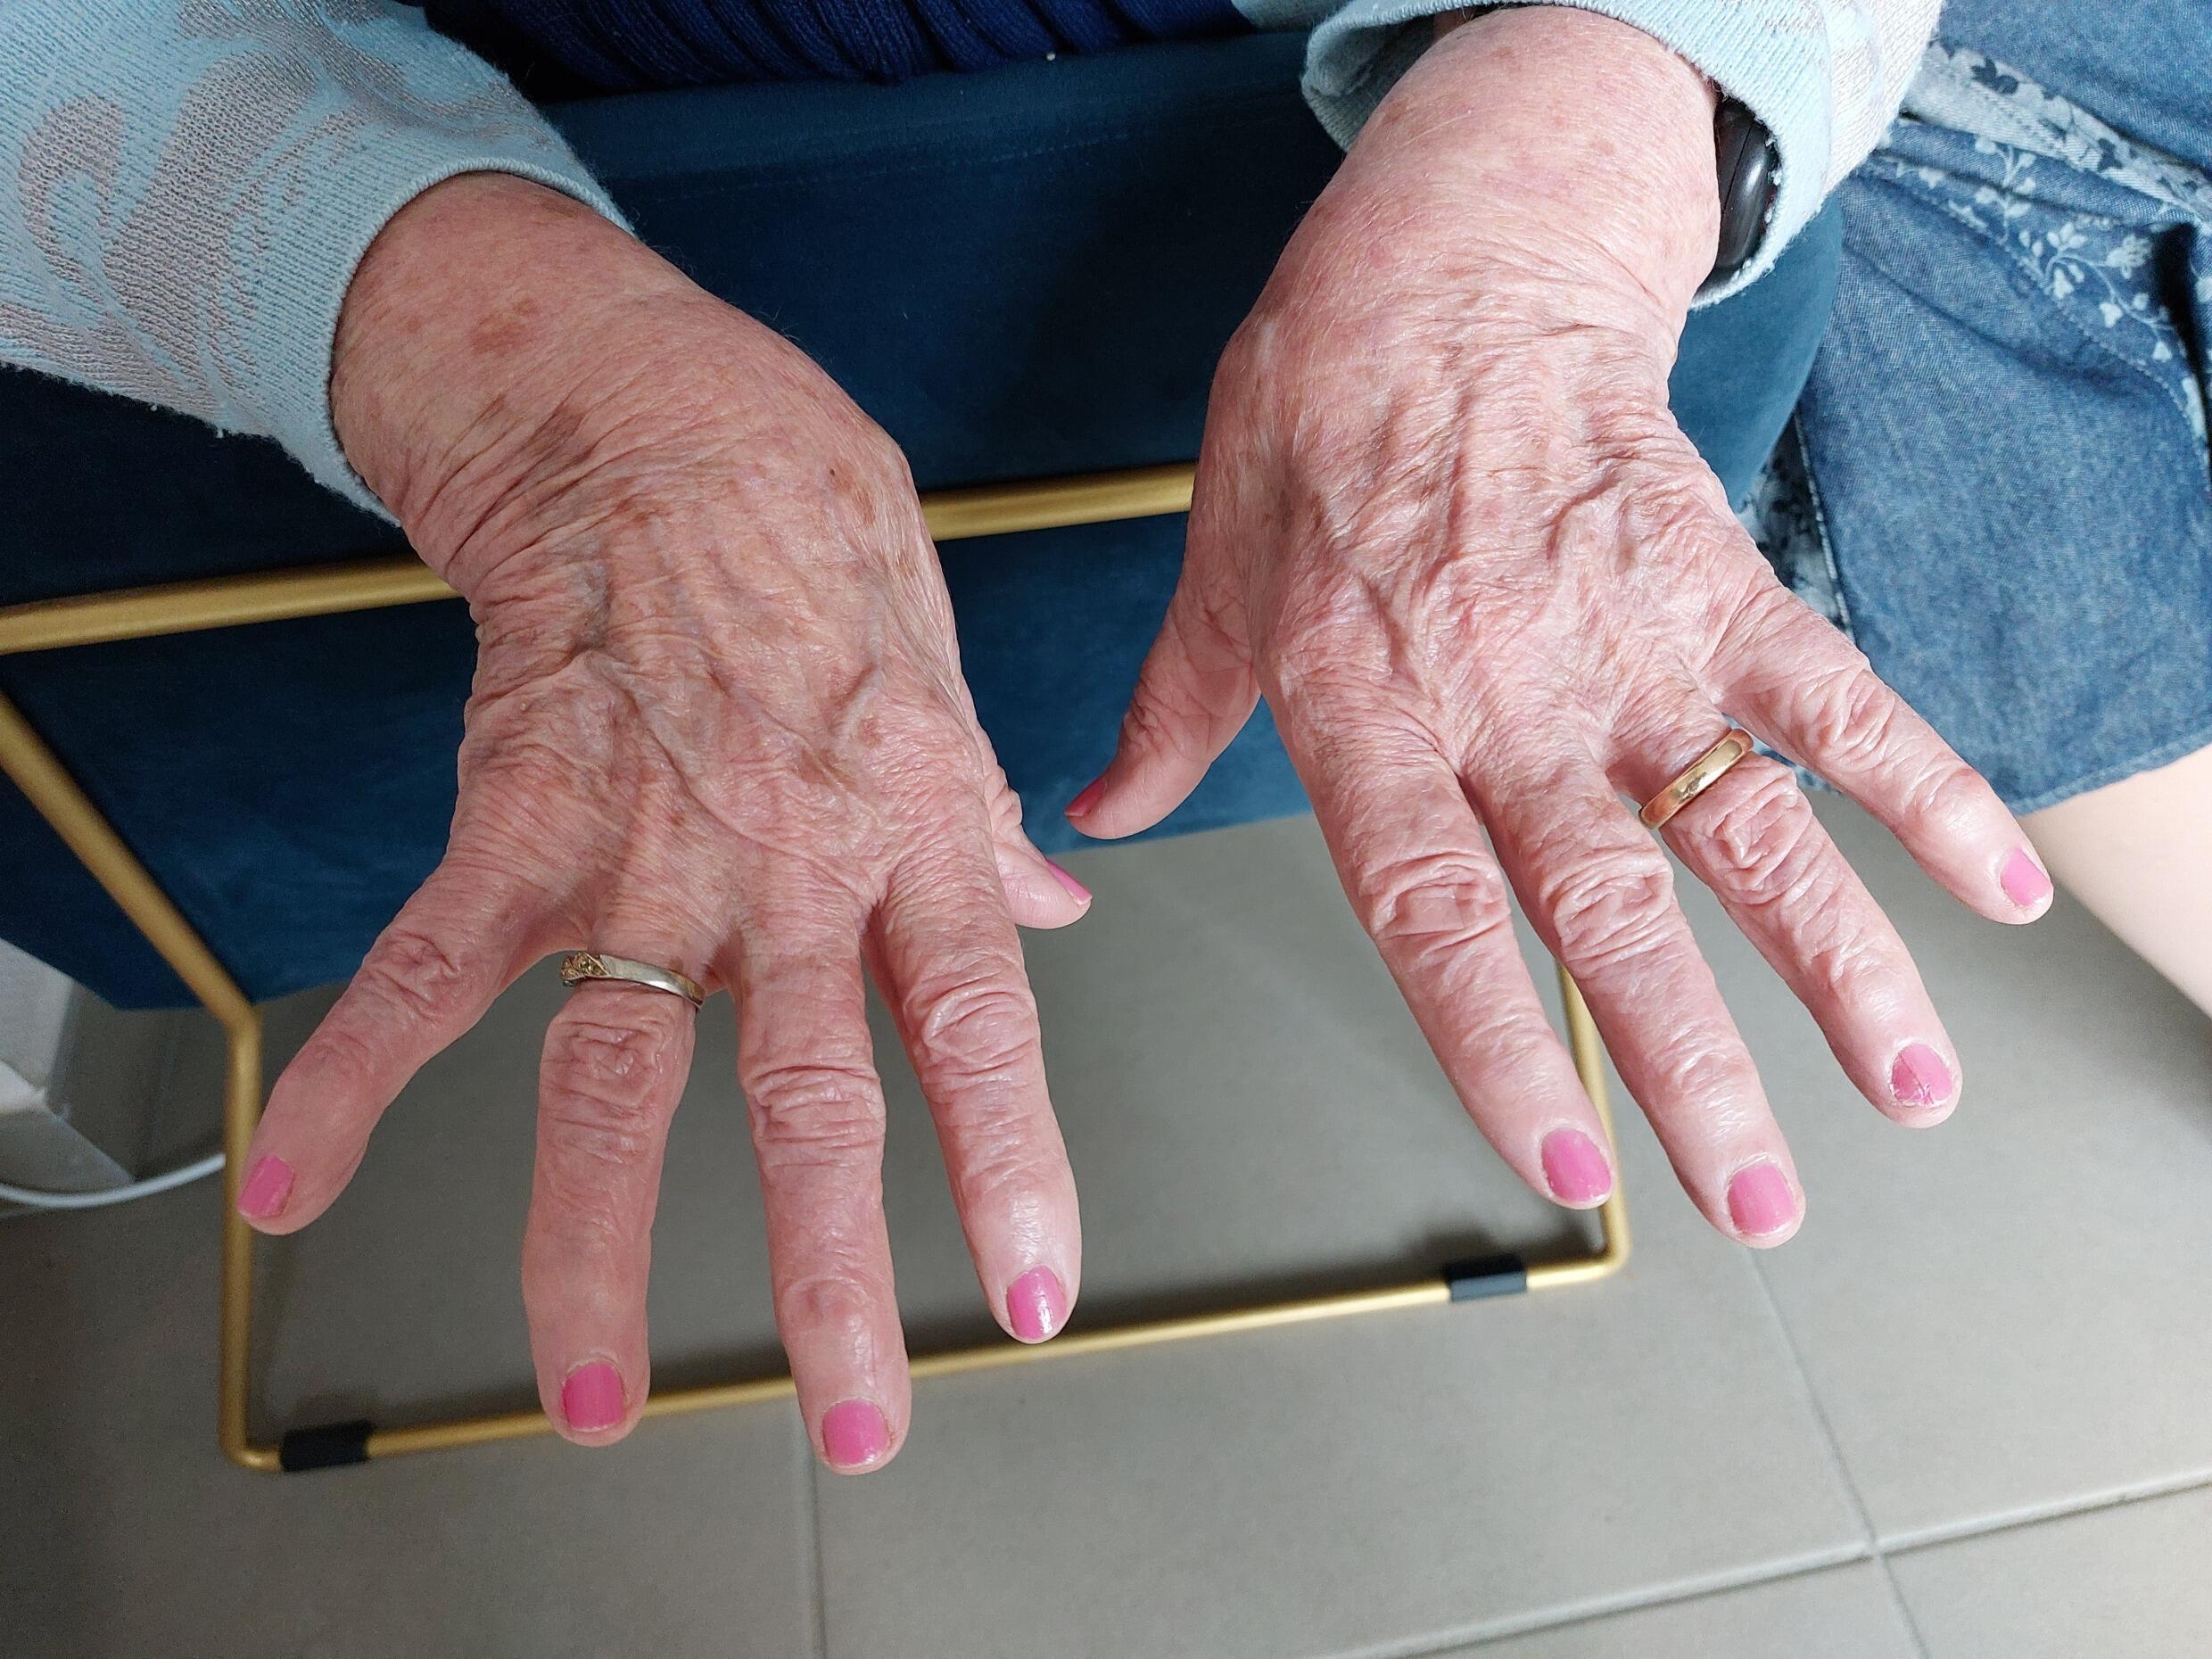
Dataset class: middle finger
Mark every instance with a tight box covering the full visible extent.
[1474,737,1803,1245]
[729,900,910,1474]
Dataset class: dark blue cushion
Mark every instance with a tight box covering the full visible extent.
[0,34,1840,1008]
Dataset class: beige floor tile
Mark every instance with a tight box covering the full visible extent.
[813,817,1863,1659]
[0,980,817,1659]
[1712,799,2212,1543]
[1891,1484,2212,1658]
[1437,1561,1914,1658]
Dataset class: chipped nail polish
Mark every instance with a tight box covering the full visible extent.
[1540,1127,1614,1205]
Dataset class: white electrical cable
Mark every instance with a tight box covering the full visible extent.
[0,1149,225,1210]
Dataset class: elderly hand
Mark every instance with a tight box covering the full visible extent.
[232,174,1087,1465]
[1074,7,2053,1243]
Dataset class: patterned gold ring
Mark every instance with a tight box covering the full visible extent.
[557,952,706,1008]
[1638,728,1757,831]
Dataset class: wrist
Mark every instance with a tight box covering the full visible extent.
[1366,5,1721,328]
[330,172,700,587]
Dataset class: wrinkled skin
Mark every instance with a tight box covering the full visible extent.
[234,6,2051,1469]
[237,173,1086,1465]
[1073,11,2051,1241]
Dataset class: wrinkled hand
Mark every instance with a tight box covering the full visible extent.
[1075,9,2051,1243]
[235,175,1086,1465]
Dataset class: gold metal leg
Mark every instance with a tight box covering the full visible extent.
[0,462,1628,1472]
[0,694,276,1471]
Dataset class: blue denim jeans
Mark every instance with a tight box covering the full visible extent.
[1765,2,2212,813]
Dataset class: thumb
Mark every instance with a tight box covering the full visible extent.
[969,728,1094,930]
[1067,570,1258,840]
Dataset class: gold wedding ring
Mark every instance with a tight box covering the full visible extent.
[1638,728,1756,830]
[558,952,707,1008]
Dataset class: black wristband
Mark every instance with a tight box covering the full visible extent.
[1708,97,1780,289]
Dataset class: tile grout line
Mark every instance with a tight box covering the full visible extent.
[1743,1255,1932,1659]
[1349,1545,1874,1659]
[1877,1465,2212,1557]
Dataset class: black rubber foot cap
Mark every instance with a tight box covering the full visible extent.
[1440,1253,1529,1301]
[278,1419,373,1472]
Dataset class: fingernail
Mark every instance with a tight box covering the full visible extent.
[2001,847,2052,910]
[235,1155,293,1220]
[560,1360,625,1432]
[1065,777,1105,819]
[1006,1265,1069,1342]
[1726,1160,1798,1240]
[821,1399,890,1471]
[1889,1043,1955,1110]
[1539,1127,1614,1205]
[1044,860,1091,904]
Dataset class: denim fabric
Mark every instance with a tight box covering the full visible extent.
[1764,4,2212,813]
[0,35,1837,1009]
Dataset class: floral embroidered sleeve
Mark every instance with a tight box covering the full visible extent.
[0,0,622,514]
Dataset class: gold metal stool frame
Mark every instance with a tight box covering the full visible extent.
[0,461,1626,1473]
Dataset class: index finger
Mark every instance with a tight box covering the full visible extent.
[237,846,546,1232]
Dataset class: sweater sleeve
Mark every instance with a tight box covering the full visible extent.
[0,0,623,516]
[1237,0,1942,300]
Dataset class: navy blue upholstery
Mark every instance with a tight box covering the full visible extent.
[0,33,1841,1008]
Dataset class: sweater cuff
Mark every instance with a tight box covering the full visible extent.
[270,142,632,519]
[1289,0,1835,301]
[252,141,625,522]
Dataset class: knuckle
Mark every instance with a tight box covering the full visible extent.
[1121,672,1216,762]
[541,1016,677,1151]
[1797,661,1897,772]
[1898,756,1989,839]
[774,1270,879,1349]
[744,1061,886,1165]
[1540,842,1678,975]
[357,924,475,1028]
[301,1018,385,1099]
[904,972,1038,1084]
[1353,847,1515,969]
[1644,1028,1754,1113]
[1701,767,1820,904]
[946,1135,1062,1226]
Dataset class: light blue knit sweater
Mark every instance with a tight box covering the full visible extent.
[0,2,1936,513]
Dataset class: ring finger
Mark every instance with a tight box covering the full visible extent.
[523,926,710,1446]
[1615,710,1961,1127]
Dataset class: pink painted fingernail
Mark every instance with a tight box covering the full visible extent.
[1006,1266,1069,1342]
[1540,1127,1614,1205]
[1890,1043,1955,1110]
[560,1360,625,1432]
[2001,847,2052,910]
[1044,861,1091,904]
[1065,777,1106,819]
[235,1155,293,1220]
[1726,1160,1798,1240]
[821,1399,890,1471]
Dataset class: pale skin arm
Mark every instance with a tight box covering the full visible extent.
[2027,747,2212,1018]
